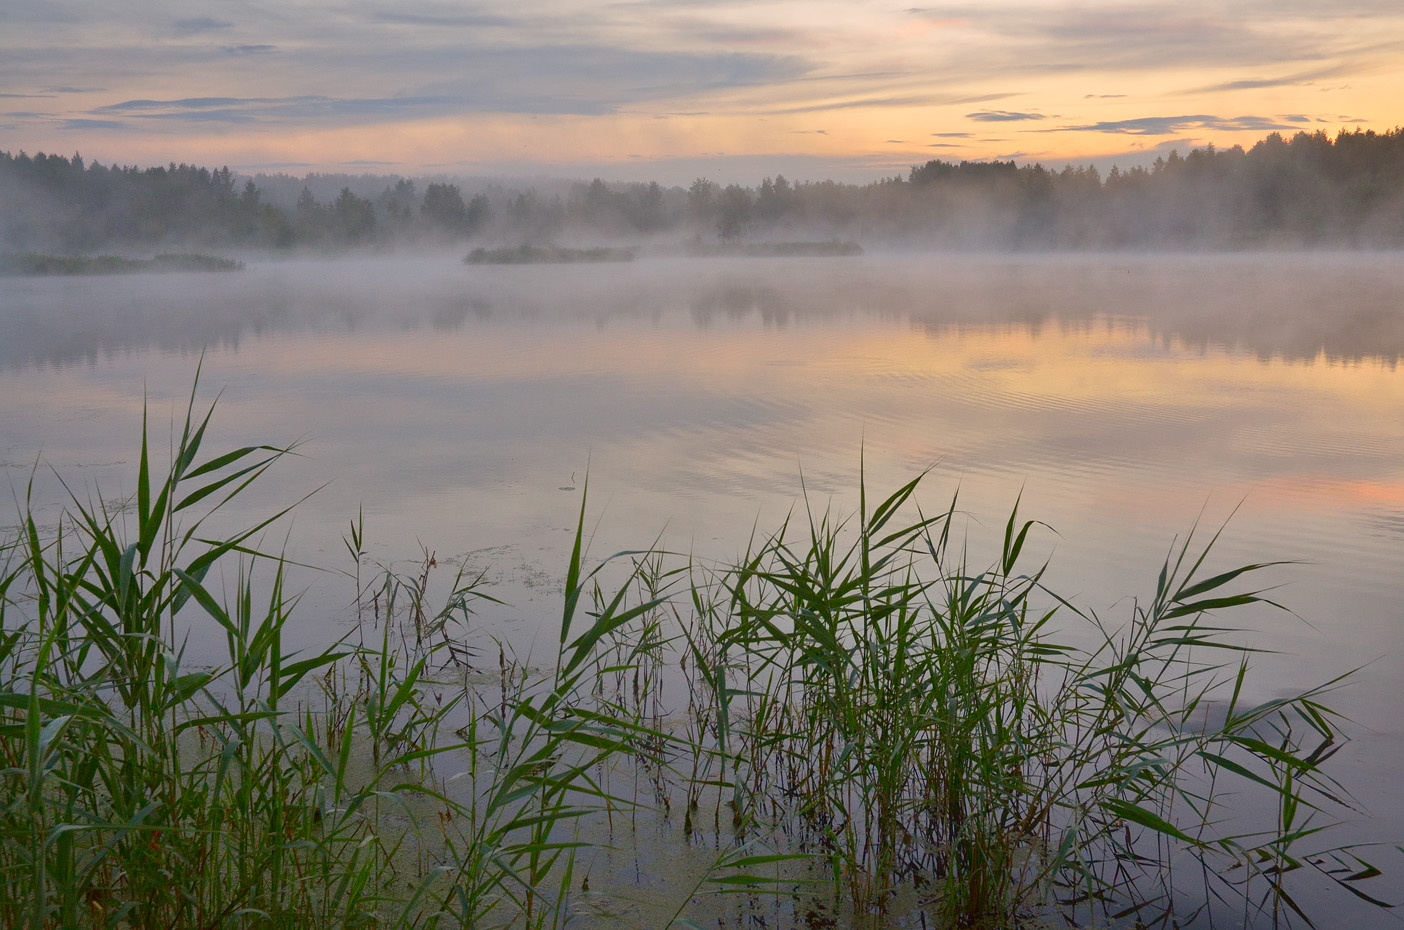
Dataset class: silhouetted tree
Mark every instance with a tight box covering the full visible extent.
[422,182,468,232]
[331,187,376,243]
[716,184,752,240]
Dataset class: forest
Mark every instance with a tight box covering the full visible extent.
[2,127,1403,252]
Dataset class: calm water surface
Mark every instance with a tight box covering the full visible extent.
[3,251,1402,916]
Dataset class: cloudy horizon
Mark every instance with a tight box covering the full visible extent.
[2,0,1400,184]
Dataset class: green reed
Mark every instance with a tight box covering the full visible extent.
[0,383,673,929]
[0,384,1393,929]
[645,472,1394,929]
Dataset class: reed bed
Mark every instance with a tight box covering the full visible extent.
[0,389,1392,929]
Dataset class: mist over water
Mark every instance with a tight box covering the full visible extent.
[3,252,1403,911]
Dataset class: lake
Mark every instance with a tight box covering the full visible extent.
[2,250,1402,922]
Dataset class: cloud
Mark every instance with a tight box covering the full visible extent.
[174,18,234,36]
[372,11,515,28]
[59,118,128,130]
[1057,114,1300,135]
[404,45,810,114]
[97,95,469,124]
[99,97,272,111]
[1188,64,1353,94]
[901,4,1357,83]
[768,91,1014,116]
[3,0,1400,175]
[967,110,1046,122]
[5,28,810,124]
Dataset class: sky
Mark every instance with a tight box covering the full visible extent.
[2,0,1401,185]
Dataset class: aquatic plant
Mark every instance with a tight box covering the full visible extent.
[0,383,663,929]
[0,385,1392,929]
[654,473,1390,928]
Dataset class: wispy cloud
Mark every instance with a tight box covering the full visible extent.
[82,42,808,122]
[95,95,468,123]
[98,97,281,111]
[903,3,1355,81]
[372,11,515,28]
[1057,114,1299,135]
[59,118,128,130]
[767,91,1014,115]
[1188,64,1353,94]
[3,0,1400,178]
[173,18,234,36]
[967,110,1046,122]
[769,95,950,115]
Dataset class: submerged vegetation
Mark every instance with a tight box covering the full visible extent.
[0,388,1394,929]
[0,252,245,275]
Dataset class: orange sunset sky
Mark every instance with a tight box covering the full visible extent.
[3,0,1401,184]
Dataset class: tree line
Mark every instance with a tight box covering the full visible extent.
[3,127,1403,252]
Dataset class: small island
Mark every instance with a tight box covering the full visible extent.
[0,252,245,276]
[463,244,636,264]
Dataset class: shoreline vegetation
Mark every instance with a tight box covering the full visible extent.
[0,386,1395,929]
[4,128,1404,254]
[0,251,245,276]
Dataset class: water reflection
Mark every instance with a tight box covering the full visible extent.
[4,253,1404,370]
